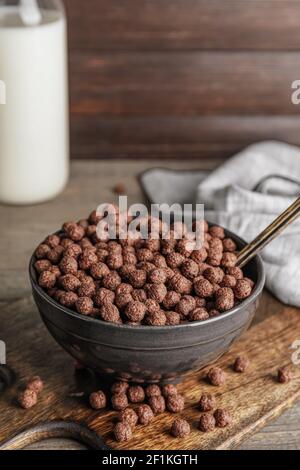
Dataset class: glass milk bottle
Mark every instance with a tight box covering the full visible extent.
[0,0,69,205]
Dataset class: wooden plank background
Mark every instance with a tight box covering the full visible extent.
[64,0,300,160]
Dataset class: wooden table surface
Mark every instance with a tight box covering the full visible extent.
[1,159,300,450]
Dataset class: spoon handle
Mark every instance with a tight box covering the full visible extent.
[236,196,300,268]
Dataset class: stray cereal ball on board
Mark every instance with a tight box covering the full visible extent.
[113,421,132,442]
[111,393,129,411]
[128,385,145,404]
[207,367,226,386]
[145,384,161,398]
[198,393,216,412]
[161,383,178,398]
[234,279,253,300]
[167,394,185,413]
[119,407,138,428]
[75,296,94,315]
[277,366,293,384]
[111,381,129,395]
[214,408,232,428]
[148,395,166,414]
[18,389,38,409]
[137,404,154,425]
[26,376,43,394]
[171,418,190,438]
[198,413,216,432]
[89,390,107,410]
[233,356,250,373]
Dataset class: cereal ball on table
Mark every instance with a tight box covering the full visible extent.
[148,395,166,414]
[111,381,129,395]
[18,389,38,409]
[128,385,145,404]
[207,367,226,386]
[27,376,44,394]
[119,407,138,428]
[137,404,154,425]
[166,394,185,413]
[89,390,107,410]
[171,418,190,438]
[214,409,231,428]
[111,393,129,411]
[198,393,216,412]
[161,383,178,398]
[113,422,132,442]
[198,413,216,432]
[145,384,161,398]
[233,356,250,373]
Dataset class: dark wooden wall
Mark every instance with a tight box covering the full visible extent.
[65,0,300,160]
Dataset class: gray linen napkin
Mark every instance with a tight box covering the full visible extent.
[140,141,300,307]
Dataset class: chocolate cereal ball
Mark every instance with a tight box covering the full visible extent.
[94,287,115,306]
[234,279,252,300]
[220,274,237,288]
[233,356,250,373]
[209,225,225,239]
[77,277,96,297]
[198,413,216,432]
[277,367,293,384]
[125,301,146,322]
[119,407,138,428]
[111,393,129,411]
[115,292,133,309]
[35,243,51,259]
[145,298,160,314]
[111,381,129,395]
[27,376,44,394]
[78,250,98,270]
[171,418,190,438]
[165,311,181,326]
[102,271,121,291]
[145,384,161,398]
[145,310,167,326]
[161,383,178,398]
[59,274,81,292]
[149,395,166,414]
[176,295,196,317]
[163,291,181,309]
[59,291,78,308]
[34,259,52,274]
[47,245,64,264]
[90,262,110,280]
[127,269,147,288]
[194,278,214,298]
[221,252,237,268]
[64,243,82,259]
[181,259,199,280]
[215,287,235,312]
[137,404,154,425]
[146,283,167,303]
[116,283,133,295]
[59,256,78,275]
[99,303,121,324]
[223,238,237,252]
[203,266,224,284]
[190,248,208,264]
[39,270,56,289]
[128,385,145,404]
[214,408,231,428]
[113,421,132,442]
[189,308,209,322]
[207,367,226,386]
[169,273,192,295]
[167,394,185,413]
[75,297,94,315]
[131,289,147,303]
[199,393,216,412]
[148,268,167,285]
[89,390,107,410]
[18,389,38,409]
[226,266,243,280]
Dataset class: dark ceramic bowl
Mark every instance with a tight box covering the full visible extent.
[29,228,265,384]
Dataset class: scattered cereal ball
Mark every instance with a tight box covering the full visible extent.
[214,409,231,428]
[75,297,94,315]
[38,270,56,289]
[59,291,78,308]
[127,269,147,288]
[221,274,237,288]
[145,384,161,398]
[162,291,181,310]
[207,367,226,386]
[119,407,138,428]
[137,404,154,425]
[94,287,115,306]
[65,224,85,242]
[145,298,160,314]
[233,356,250,373]
[125,301,146,322]
[102,271,121,291]
[112,393,129,411]
[190,248,208,264]
[145,310,167,326]
[165,311,181,326]
[131,289,147,302]
[90,262,110,280]
[209,225,225,239]
[99,303,121,324]
[203,266,224,284]
[223,238,237,252]
[89,390,107,410]
[189,308,209,322]
[277,367,293,384]
[198,413,216,432]
[171,418,190,438]
[128,385,145,404]
[59,256,78,275]
[167,394,185,413]
[221,252,237,268]
[234,279,252,300]
[181,259,199,280]
[59,274,81,292]
[27,376,44,394]
[176,295,196,317]
[18,389,38,409]
[111,381,129,395]
[146,283,167,303]
[64,244,82,259]
[148,268,167,285]
[199,393,216,412]
[226,266,243,280]
[115,292,133,310]
[215,287,235,312]
[194,278,214,298]
[77,277,96,297]
[113,421,132,442]
[34,259,52,274]
[161,384,178,398]
[166,252,185,268]
[148,395,166,414]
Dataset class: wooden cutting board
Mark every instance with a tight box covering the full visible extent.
[0,292,300,450]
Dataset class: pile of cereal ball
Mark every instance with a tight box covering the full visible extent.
[33,209,255,325]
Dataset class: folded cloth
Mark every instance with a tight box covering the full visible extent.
[140,141,300,307]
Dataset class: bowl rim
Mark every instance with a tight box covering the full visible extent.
[29,226,265,332]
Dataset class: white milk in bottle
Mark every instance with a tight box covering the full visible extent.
[0,0,69,205]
